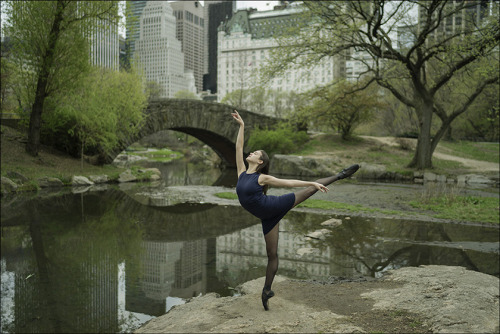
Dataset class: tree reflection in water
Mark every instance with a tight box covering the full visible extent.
[287,211,498,278]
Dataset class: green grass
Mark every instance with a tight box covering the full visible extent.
[410,195,499,224]
[215,191,498,224]
[295,199,405,216]
[215,192,238,200]
[126,148,183,162]
[438,140,499,163]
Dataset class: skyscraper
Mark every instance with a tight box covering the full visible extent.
[170,1,205,93]
[125,0,148,64]
[204,1,235,94]
[135,1,195,98]
[89,5,120,71]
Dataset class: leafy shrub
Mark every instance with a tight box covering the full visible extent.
[247,123,309,156]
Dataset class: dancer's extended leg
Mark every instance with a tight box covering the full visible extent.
[293,164,359,207]
[262,223,279,310]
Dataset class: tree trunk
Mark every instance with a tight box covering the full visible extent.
[408,103,433,169]
[29,201,62,332]
[26,1,65,156]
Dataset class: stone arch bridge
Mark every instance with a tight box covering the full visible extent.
[104,99,280,167]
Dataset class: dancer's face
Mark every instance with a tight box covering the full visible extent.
[246,150,263,165]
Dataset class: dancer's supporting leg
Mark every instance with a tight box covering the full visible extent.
[293,164,359,208]
[262,223,279,310]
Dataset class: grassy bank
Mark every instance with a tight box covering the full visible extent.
[214,191,499,224]
[295,133,499,176]
[1,126,123,183]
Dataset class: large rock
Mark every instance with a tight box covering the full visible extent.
[88,175,109,184]
[37,177,64,188]
[362,265,499,334]
[457,174,495,186]
[270,154,338,177]
[6,171,28,183]
[72,176,94,186]
[118,169,137,183]
[357,163,387,179]
[138,168,161,176]
[1,177,18,194]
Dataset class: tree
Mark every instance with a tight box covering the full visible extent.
[221,88,295,118]
[174,90,201,100]
[307,79,385,139]
[2,1,120,157]
[263,1,499,169]
[44,67,147,168]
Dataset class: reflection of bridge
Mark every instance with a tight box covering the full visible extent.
[106,99,280,167]
[0,188,258,241]
[0,99,280,167]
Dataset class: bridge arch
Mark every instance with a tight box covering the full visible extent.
[104,99,280,167]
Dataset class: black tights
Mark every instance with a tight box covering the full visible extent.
[263,173,342,291]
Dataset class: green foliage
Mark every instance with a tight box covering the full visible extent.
[174,90,201,100]
[42,66,147,162]
[303,79,385,139]
[2,1,121,155]
[247,122,309,156]
[261,1,500,169]
[221,87,301,118]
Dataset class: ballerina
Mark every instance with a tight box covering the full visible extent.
[231,110,359,311]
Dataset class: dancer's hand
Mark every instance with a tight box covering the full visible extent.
[313,182,329,193]
[231,110,244,126]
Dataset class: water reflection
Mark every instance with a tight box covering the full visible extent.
[134,159,236,187]
[1,188,498,333]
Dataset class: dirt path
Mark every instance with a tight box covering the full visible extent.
[361,136,499,172]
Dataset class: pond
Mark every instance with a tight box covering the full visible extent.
[1,159,499,333]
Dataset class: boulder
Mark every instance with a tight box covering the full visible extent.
[72,176,94,186]
[424,172,437,182]
[118,169,137,183]
[357,163,387,179]
[37,177,64,188]
[321,218,343,227]
[138,168,162,176]
[7,171,28,183]
[457,174,495,186]
[1,177,18,194]
[88,175,109,184]
[150,174,161,181]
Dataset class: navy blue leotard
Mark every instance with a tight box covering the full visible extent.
[236,172,296,235]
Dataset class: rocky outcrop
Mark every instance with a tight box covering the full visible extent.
[37,177,64,188]
[363,265,500,333]
[7,171,28,183]
[72,176,94,186]
[118,169,137,183]
[88,175,109,184]
[135,266,499,334]
[1,177,18,194]
[1,167,166,196]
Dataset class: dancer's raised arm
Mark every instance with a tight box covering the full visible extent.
[231,110,246,177]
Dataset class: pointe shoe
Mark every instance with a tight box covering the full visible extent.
[337,164,360,180]
[261,288,275,311]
